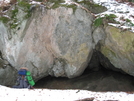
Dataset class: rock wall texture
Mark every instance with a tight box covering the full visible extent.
[100,26,134,76]
[0,6,94,85]
[0,4,134,86]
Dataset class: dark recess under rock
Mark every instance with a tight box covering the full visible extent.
[35,67,134,92]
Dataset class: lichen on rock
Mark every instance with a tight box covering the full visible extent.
[100,25,134,76]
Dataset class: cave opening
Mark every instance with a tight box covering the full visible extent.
[35,67,134,92]
[35,50,134,92]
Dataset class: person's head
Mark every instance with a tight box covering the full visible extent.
[20,67,28,71]
[18,67,28,76]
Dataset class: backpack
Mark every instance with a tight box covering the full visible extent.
[26,71,35,86]
[18,69,35,86]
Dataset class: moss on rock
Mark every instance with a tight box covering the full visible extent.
[47,0,106,14]
[108,26,134,53]
[101,26,134,67]
[101,46,117,62]
[78,0,107,14]
[0,16,10,23]
[0,0,31,30]
[63,43,90,67]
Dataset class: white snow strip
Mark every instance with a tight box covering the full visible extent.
[0,85,134,101]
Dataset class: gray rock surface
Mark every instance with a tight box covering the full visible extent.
[100,26,134,76]
[0,6,94,86]
[0,3,134,86]
[0,58,17,86]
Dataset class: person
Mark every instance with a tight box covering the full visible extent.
[12,67,35,89]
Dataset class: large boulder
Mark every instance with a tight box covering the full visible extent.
[0,5,94,84]
[100,26,134,76]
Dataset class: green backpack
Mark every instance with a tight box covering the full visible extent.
[26,71,35,86]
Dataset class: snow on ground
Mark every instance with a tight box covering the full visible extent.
[65,0,134,32]
[0,85,134,101]
[93,0,134,32]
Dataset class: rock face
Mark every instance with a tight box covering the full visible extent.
[0,3,134,86]
[0,6,94,85]
[100,26,134,76]
[0,57,17,86]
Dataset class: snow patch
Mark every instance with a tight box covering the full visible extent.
[0,85,134,101]
[93,0,134,32]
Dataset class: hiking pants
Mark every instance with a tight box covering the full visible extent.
[12,76,29,88]
[13,79,29,88]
